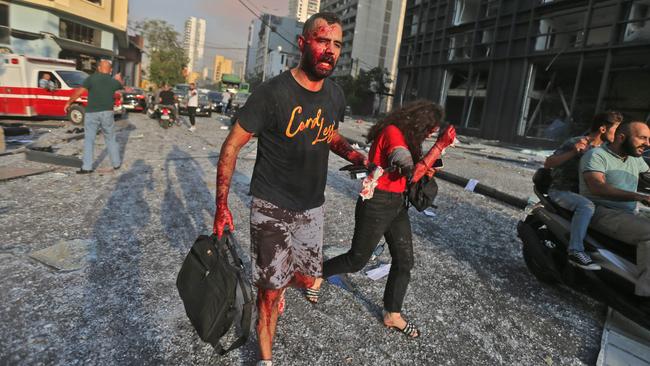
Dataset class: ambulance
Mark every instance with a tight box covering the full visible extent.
[0,54,125,124]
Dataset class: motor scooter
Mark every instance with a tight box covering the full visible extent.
[517,168,650,328]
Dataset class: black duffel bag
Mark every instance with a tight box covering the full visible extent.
[176,232,253,355]
[408,174,439,211]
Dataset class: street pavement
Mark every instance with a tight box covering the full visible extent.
[0,113,604,365]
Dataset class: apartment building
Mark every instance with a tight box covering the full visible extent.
[397,0,650,146]
[320,0,408,111]
[183,16,206,75]
[213,54,233,82]
[251,14,302,81]
[289,0,320,22]
[1,0,129,71]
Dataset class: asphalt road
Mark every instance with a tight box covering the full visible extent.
[0,113,604,365]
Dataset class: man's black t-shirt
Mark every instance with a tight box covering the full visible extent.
[238,71,346,211]
[159,90,175,105]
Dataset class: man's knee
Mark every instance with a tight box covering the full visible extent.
[576,199,595,215]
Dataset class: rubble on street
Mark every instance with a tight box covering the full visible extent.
[1,114,606,365]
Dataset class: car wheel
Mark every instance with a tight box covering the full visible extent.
[67,105,85,124]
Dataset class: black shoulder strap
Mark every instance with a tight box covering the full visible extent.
[214,232,254,356]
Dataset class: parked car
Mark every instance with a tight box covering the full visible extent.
[0,54,124,124]
[208,91,225,113]
[179,93,212,117]
[230,92,250,114]
[194,94,212,117]
[120,87,147,112]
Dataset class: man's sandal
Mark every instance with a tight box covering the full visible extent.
[387,321,420,339]
[304,287,320,304]
[257,361,272,366]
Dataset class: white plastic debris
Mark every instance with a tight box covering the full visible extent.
[366,263,391,280]
[423,208,436,217]
[465,179,479,192]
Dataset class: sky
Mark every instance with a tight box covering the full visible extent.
[128,0,289,68]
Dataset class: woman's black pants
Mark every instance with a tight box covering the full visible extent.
[323,190,413,313]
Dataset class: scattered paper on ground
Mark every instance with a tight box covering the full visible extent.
[465,179,479,192]
[365,263,391,280]
[29,239,96,271]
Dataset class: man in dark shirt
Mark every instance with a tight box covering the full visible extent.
[157,84,177,118]
[544,112,621,269]
[64,59,123,174]
[213,12,366,365]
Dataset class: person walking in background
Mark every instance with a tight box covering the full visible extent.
[187,83,198,132]
[306,101,456,339]
[64,59,123,174]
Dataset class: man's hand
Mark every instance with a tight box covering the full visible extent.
[213,204,234,238]
[636,193,650,206]
[114,73,124,84]
[573,137,589,153]
[64,102,71,114]
[214,122,253,238]
[329,131,367,166]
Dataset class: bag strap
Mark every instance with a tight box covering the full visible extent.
[212,232,254,356]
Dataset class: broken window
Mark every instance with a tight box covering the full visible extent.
[518,64,579,141]
[624,0,650,43]
[444,68,488,129]
[534,9,585,51]
[448,31,472,60]
[602,61,650,122]
[586,3,616,46]
[452,0,481,25]
[0,3,8,45]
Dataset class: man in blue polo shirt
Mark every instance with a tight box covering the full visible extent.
[580,121,650,298]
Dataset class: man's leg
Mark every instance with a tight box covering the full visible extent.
[548,190,595,254]
[591,206,650,296]
[250,197,294,361]
[81,112,100,171]
[188,107,196,129]
[256,288,283,362]
[99,111,121,169]
[289,205,324,290]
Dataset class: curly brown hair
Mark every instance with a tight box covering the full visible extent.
[366,100,445,161]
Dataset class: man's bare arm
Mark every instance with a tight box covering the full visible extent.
[583,171,650,204]
[329,130,366,166]
[214,122,253,238]
[544,150,577,169]
[63,87,87,113]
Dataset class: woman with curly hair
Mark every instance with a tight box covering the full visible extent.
[305,100,456,338]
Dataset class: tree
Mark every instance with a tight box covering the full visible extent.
[335,67,391,116]
[135,19,188,86]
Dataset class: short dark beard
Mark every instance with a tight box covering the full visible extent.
[622,136,642,157]
[300,45,336,80]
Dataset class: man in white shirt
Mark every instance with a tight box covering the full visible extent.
[187,83,199,131]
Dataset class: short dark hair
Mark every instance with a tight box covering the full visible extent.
[615,121,648,137]
[302,12,342,37]
[590,111,623,132]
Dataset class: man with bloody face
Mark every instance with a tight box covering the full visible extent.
[213,13,366,365]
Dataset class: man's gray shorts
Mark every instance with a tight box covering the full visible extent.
[250,197,323,289]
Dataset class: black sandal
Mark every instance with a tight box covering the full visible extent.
[387,321,420,339]
[304,287,320,304]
